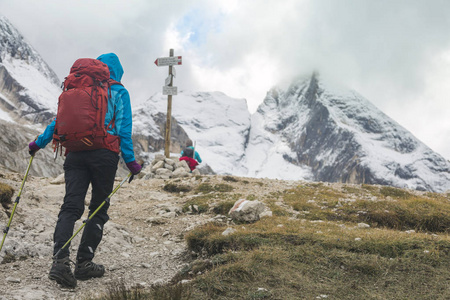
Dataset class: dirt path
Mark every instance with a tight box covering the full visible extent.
[0,165,301,300]
[0,172,214,300]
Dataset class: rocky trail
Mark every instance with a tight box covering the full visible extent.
[0,170,212,300]
[0,167,292,300]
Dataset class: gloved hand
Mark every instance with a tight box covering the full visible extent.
[28,141,40,156]
[126,160,142,175]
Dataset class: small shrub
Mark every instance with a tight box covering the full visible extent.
[195,183,215,193]
[223,176,238,182]
[163,183,192,193]
[87,279,191,300]
[215,184,234,192]
[1,253,16,264]
[212,201,235,215]
[246,194,257,201]
[182,200,209,214]
[0,183,14,209]
[149,283,192,300]
[185,223,228,254]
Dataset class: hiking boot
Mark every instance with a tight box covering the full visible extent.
[74,260,105,280]
[48,257,77,288]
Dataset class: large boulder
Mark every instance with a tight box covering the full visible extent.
[228,199,265,223]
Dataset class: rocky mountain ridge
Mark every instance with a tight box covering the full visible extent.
[0,16,60,124]
[1,15,449,193]
[137,76,450,192]
[246,74,450,192]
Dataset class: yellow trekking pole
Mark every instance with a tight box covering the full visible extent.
[0,155,34,253]
[53,172,132,259]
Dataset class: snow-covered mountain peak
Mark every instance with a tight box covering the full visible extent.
[252,73,450,192]
[0,16,59,86]
[0,15,61,124]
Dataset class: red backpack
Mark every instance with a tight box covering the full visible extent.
[53,58,121,154]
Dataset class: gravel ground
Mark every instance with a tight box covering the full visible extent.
[0,167,299,300]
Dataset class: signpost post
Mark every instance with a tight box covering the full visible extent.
[155,49,182,158]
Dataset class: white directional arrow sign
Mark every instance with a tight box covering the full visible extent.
[154,56,182,66]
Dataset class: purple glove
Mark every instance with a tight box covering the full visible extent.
[28,141,40,156]
[126,160,142,175]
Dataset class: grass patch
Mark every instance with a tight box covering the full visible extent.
[215,184,234,193]
[212,201,235,215]
[163,183,192,193]
[264,198,290,217]
[223,176,239,182]
[283,184,450,232]
[182,196,210,214]
[85,279,192,300]
[183,216,450,299]
[380,186,412,199]
[195,183,234,194]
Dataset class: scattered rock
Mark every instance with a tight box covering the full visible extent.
[148,156,193,179]
[50,173,65,184]
[229,199,266,223]
[222,227,236,236]
[260,210,273,218]
[6,277,21,283]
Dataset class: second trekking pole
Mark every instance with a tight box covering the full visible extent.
[0,155,34,253]
[53,172,132,259]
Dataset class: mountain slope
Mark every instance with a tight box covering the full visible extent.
[249,74,450,192]
[0,120,63,177]
[1,15,448,192]
[135,91,252,175]
[0,15,60,124]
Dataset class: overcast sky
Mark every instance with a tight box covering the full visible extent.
[1,0,450,159]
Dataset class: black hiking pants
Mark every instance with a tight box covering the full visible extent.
[53,149,119,262]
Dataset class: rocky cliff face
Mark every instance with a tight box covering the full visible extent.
[132,109,191,157]
[0,15,60,124]
[0,120,63,177]
[134,92,252,175]
[250,74,450,192]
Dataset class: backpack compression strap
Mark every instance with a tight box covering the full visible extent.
[105,79,124,131]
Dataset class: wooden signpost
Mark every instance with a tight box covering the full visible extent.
[155,49,182,158]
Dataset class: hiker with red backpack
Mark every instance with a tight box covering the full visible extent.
[179,139,202,171]
[28,53,141,288]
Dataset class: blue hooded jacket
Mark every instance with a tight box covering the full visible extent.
[35,53,136,163]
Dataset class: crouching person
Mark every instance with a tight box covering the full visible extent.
[179,139,202,171]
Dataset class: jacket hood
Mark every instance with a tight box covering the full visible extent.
[97,53,124,82]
